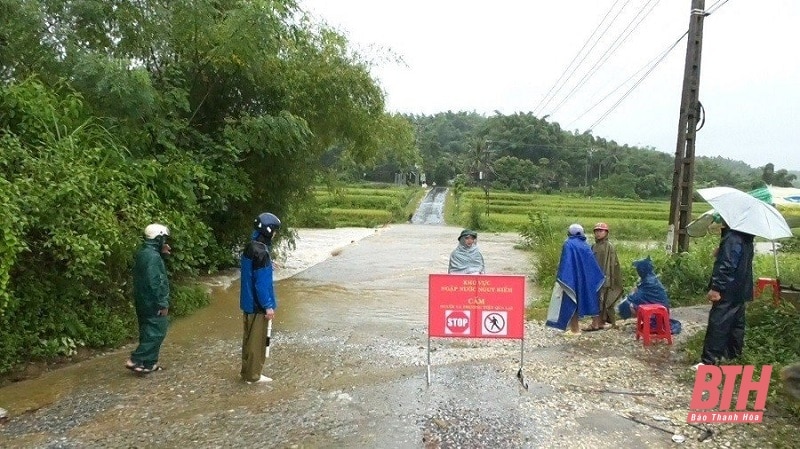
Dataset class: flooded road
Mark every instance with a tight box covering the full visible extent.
[0,224,544,448]
[0,218,761,447]
[411,187,447,225]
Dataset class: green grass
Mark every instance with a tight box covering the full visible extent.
[296,183,425,228]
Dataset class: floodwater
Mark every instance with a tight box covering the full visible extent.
[411,187,447,225]
[0,223,547,448]
[1,190,720,448]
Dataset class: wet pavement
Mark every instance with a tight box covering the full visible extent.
[0,191,776,448]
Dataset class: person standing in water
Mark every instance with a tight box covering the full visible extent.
[240,212,281,384]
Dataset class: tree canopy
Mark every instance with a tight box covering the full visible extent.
[0,0,416,371]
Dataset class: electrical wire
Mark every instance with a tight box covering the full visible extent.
[588,30,688,130]
[548,0,662,116]
[567,27,683,127]
[705,0,731,16]
[533,0,628,116]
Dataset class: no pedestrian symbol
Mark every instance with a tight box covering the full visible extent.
[481,311,507,336]
[444,310,470,335]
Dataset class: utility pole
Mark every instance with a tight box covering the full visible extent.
[586,148,595,196]
[668,0,706,253]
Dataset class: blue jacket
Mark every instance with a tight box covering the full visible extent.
[240,233,276,313]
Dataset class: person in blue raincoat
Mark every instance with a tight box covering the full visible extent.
[546,224,605,335]
[618,256,682,335]
[240,212,281,384]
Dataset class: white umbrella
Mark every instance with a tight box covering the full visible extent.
[697,186,793,277]
[697,187,792,240]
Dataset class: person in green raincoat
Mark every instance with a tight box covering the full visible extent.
[588,222,622,330]
[126,223,171,374]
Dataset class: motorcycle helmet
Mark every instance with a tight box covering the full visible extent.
[254,212,281,239]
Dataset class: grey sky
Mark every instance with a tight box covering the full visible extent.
[302,0,800,171]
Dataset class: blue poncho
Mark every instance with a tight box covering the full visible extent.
[618,256,681,334]
[546,234,605,330]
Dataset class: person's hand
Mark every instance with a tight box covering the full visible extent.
[158,308,169,316]
[272,261,281,269]
[707,290,721,302]
[266,308,275,320]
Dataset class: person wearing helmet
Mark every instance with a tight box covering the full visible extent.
[126,223,171,374]
[240,212,281,383]
[546,224,605,335]
[588,222,622,331]
[448,229,485,274]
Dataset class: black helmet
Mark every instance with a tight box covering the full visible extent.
[254,212,281,239]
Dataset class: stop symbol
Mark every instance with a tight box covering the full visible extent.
[446,310,470,334]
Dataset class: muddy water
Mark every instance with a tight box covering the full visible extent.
[0,225,543,448]
[1,223,694,448]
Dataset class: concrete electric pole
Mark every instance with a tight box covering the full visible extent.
[667,0,706,253]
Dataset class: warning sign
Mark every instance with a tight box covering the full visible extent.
[444,310,471,335]
[428,274,525,339]
[481,311,507,336]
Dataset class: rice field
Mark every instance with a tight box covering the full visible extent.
[301,184,425,227]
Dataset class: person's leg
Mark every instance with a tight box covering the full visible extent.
[131,315,168,370]
[701,299,736,364]
[569,313,580,333]
[602,290,616,327]
[726,302,746,360]
[129,315,147,366]
[241,313,268,382]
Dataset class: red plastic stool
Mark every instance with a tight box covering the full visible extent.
[635,304,672,346]
[754,277,780,305]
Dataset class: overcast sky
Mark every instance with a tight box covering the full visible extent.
[301,0,800,171]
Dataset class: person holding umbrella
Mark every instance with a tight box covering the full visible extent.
[240,212,281,384]
[695,219,755,369]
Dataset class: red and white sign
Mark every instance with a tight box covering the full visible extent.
[428,274,525,339]
[444,310,471,335]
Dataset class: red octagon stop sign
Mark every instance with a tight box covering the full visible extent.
[445,310,470,335]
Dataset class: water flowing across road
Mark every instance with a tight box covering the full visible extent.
[1,192,735,448]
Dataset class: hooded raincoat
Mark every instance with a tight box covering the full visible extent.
[130,238,170,370]
[618,257,681,335]
[700,228,754,364]
[546,233,605,330]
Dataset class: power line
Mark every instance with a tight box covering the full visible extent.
[705,0,731,15]
[571,0,730,131]
[567,27,684,127]
[532,0,628,116]
[589,30,688,130]
[548,0,662,116]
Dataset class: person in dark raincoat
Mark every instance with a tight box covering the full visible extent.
[126,223,171,374]
[546,224,605,335]
[617,256,681,335]
[588,222,622,330]
[696,224,754,368]
[448,229,485,274]
[240,212,281,384]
